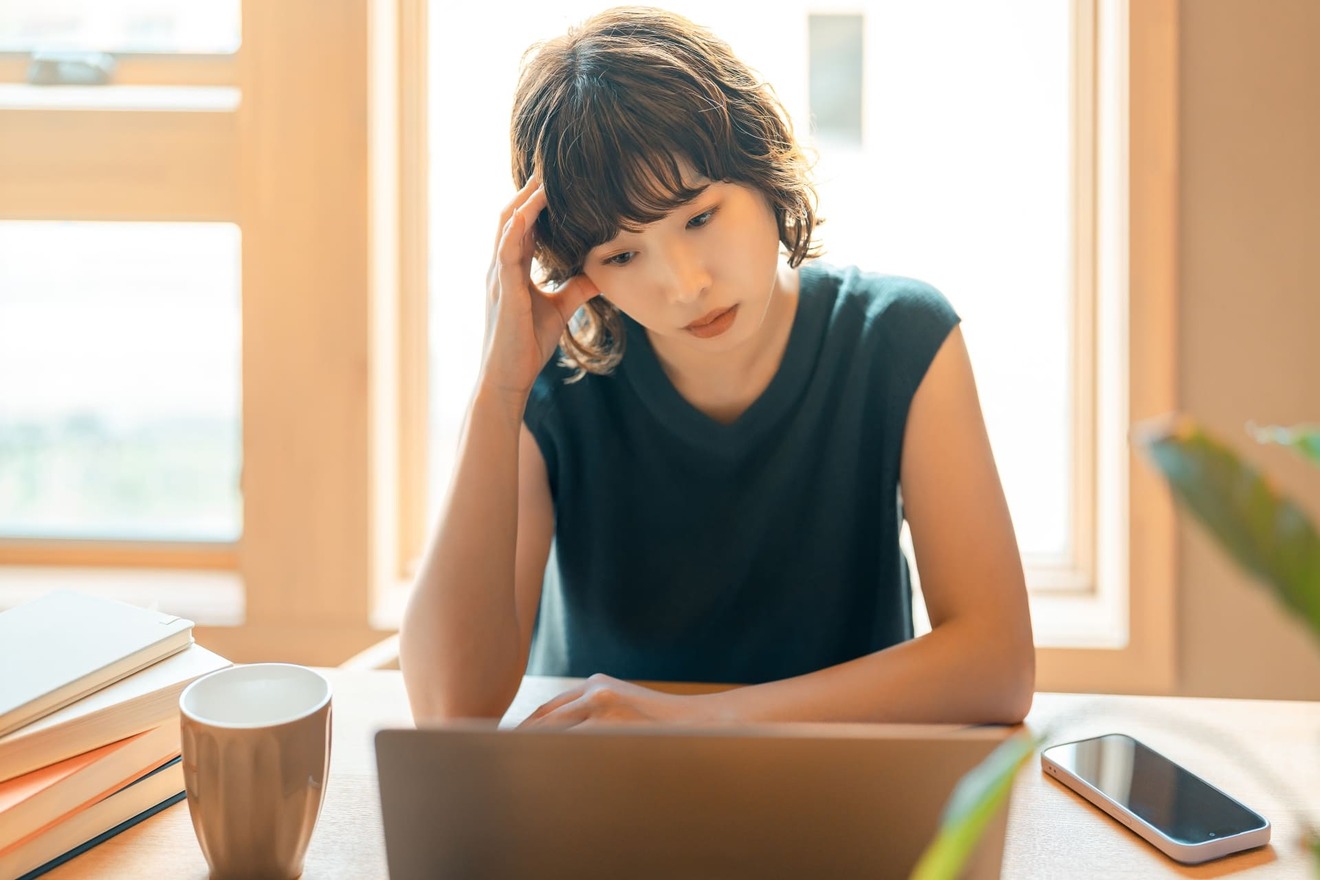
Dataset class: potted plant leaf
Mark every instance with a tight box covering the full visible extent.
[1136,417,1320,872]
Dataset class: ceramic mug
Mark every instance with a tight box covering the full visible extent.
[180,663,333,880]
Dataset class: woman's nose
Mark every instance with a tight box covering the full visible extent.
[661,243,711,305]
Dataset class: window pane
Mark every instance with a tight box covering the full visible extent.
[807,1,1074,562]
[808,14,864,146]
[0,0,240,54]
[429,1,1075,562]
[0,222,242,542]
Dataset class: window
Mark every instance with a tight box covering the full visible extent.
[0,0,403,665]
[0,221,241,543]
[0,1,240,54]
[0,2,243,583]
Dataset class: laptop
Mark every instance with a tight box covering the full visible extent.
[375,721,1014,879]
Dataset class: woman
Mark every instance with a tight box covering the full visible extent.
[401,6,1034,727]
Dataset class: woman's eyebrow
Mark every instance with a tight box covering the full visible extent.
[632,182,719,221]
[586,182,721,253]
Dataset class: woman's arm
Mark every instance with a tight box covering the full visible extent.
[399,394,556,723]
[718,323,1035,723]
[400,177,589,724]
[519,325,1035,727]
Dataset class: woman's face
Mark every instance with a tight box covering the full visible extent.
[580,176,784,357]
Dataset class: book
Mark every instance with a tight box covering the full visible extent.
[0,644,230,783]
[1,757,185,880]
[0,590,194,738]
[0,723,180,850]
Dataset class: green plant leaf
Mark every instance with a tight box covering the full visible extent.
[1248,422,1320,469]
[1135,417,1320,642]
[909,730,1041,880]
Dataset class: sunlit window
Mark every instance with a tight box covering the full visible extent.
[0,0,240,54]
[0,222,242,542]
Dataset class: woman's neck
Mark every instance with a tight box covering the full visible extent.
[647,262,801,424]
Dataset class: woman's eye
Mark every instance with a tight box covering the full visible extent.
[604,251,635,267]
[687,209,715,229]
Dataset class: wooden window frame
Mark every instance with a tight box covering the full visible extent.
[0,53,237,88]
[1027,0,1098,596]
[0,54,243,570]
[1032,0,1178,693]
[0,0,422,665]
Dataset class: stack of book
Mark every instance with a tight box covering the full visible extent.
[0,590,231,880]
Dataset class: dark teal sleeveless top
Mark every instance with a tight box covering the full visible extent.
[522,262,960,684]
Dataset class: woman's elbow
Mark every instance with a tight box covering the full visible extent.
[993,592,1037,724]
[997,640,1036,724]
[401,660,512,725]
[410,696,506,727]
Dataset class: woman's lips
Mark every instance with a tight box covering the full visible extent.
[685,304,739,338]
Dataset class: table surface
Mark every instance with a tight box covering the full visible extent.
[39,671,1320,879]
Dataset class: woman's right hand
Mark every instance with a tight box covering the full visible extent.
[480,174,601,399]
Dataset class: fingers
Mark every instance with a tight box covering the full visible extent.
[517,684,585,728]
[496,184,545,264]
[488,174,543,291]
[496,173,540,235]
[518,675,645,729]
[489,174,597,320]
[495,184,547,290]
[494,172,543,254]
[517,185,548,274]
[551,272,602,322]
[525,700,592,729]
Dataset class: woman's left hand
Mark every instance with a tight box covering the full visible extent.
[517,674,728,728]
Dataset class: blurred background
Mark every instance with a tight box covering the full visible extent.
[0,0,1316,698]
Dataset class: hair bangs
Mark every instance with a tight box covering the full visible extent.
[534,79,730,282]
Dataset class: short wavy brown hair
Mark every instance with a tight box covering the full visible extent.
[510,5,821,379]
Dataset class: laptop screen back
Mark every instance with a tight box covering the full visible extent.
[375,722,1011,880]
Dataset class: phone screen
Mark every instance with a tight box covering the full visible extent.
[1047,734,1268,844]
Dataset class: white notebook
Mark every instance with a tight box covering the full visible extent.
[0,591,194,738]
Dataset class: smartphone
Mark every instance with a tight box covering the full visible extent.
[1041,733,1270,864]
